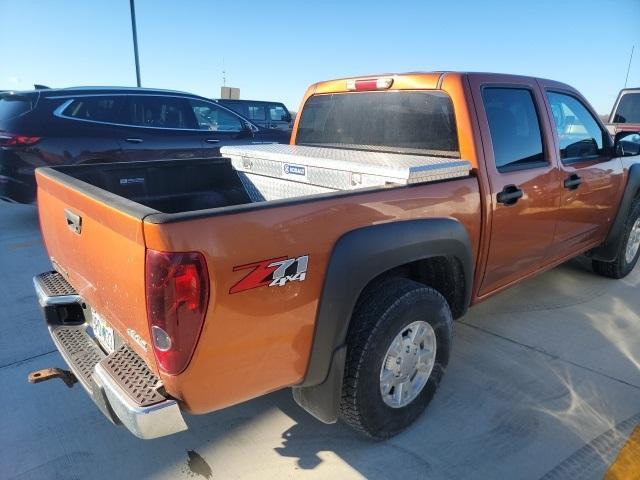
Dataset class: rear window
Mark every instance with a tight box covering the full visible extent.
[0,95,34,120]
[613,92,640,123]
[247,104,266,121]
[296,91,459,157]
[125,96,197,129]
[62,96,124,123]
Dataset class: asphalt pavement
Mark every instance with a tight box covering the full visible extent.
[1,201,639,479]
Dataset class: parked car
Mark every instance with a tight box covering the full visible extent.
[30,72,640,440]
[605,87,640,136]
[0,87,289,203]
[217,99,293,131]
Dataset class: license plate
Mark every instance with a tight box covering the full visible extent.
[91,310,115,354]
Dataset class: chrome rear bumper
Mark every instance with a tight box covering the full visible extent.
[33,272,187,439]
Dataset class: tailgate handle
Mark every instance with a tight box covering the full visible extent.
[64,209,82,234]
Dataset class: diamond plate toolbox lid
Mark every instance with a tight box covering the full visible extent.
[221,144,471,191]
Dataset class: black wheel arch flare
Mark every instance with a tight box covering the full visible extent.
[292,218,474,423]
[591,162,640,262]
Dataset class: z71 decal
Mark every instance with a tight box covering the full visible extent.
[229,255,309,294]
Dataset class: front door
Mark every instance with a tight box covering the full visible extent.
[541,88,624,260]
[188,99,255,158]
[469,76,562,296]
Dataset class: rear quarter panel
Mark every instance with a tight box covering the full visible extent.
[144,178,481,414]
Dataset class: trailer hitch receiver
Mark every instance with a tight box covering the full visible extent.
[28,368,78,388]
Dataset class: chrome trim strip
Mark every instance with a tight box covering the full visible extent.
[94,363,188,439]
[50,93,259,132]
[32,275,81,307]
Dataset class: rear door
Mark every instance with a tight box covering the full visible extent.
[541,87,624,259]
[48,95,126,164]
[469,75,562,296]
[118,95,203,162]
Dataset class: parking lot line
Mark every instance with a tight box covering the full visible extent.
[606,425,640,480]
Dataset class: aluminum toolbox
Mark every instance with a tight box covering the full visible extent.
[221,144,472,202]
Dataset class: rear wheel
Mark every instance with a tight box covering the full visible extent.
[339,278,453,439]
[592,199,640,279]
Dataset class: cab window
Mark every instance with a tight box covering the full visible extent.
[547,92,604,161]
[247,104,266,121]
[613,92,640,123]
[269,104,287,121]
[482,88,545,171]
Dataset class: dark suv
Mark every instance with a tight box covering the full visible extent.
[0,87,290,203]
[217,99,293,131]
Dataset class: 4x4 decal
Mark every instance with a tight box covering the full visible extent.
[229,255,308,294]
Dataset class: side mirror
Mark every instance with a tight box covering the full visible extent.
[614,131,640,157]
[239,121,255,138]
[282,113,292,123]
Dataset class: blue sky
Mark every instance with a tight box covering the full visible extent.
[1,0,639,114]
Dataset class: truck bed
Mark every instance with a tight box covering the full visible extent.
[41,146,472,217]
[47,158,253,214]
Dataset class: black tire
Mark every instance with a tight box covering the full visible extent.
[592,199,640,279]
[339,277,453,439]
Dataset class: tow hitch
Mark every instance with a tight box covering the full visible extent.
[28,368,77,388]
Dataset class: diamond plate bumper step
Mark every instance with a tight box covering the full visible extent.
[101,344,166,407]
[33,271,81,307]
[31,271,188,439]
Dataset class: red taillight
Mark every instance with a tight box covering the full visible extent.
[145,249,210,375]
[346,77,394,91]
[0,132,41,147]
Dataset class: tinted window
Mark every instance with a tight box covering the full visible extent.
[62,96,124,123]
[269,104,287,121]
[547,92,604,160]
[218,101,246,117]
[296,91,459,156]
[190,100,243,132]
[125,96,196,129]
[613,92,640,124]
[0,95,33,120]
[247,104,266,121]
[482,88,545,171]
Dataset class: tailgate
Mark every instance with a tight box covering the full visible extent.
[36,168,156,370]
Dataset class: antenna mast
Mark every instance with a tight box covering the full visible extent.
[624,45,635,89]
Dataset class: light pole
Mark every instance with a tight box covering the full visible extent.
[129,0,141,87]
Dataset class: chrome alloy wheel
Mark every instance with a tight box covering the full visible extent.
[626,218,640,264]
[379,320,437,408]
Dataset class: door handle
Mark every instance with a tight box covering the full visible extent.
[496,184,523,206]
[64,209,82,234]
[563,173,583,190]
[204,138,220,144]
[124,138,144,144]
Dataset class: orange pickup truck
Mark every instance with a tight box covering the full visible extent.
[30,72,640,439]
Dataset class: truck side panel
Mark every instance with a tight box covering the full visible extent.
[143,178,481,414]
